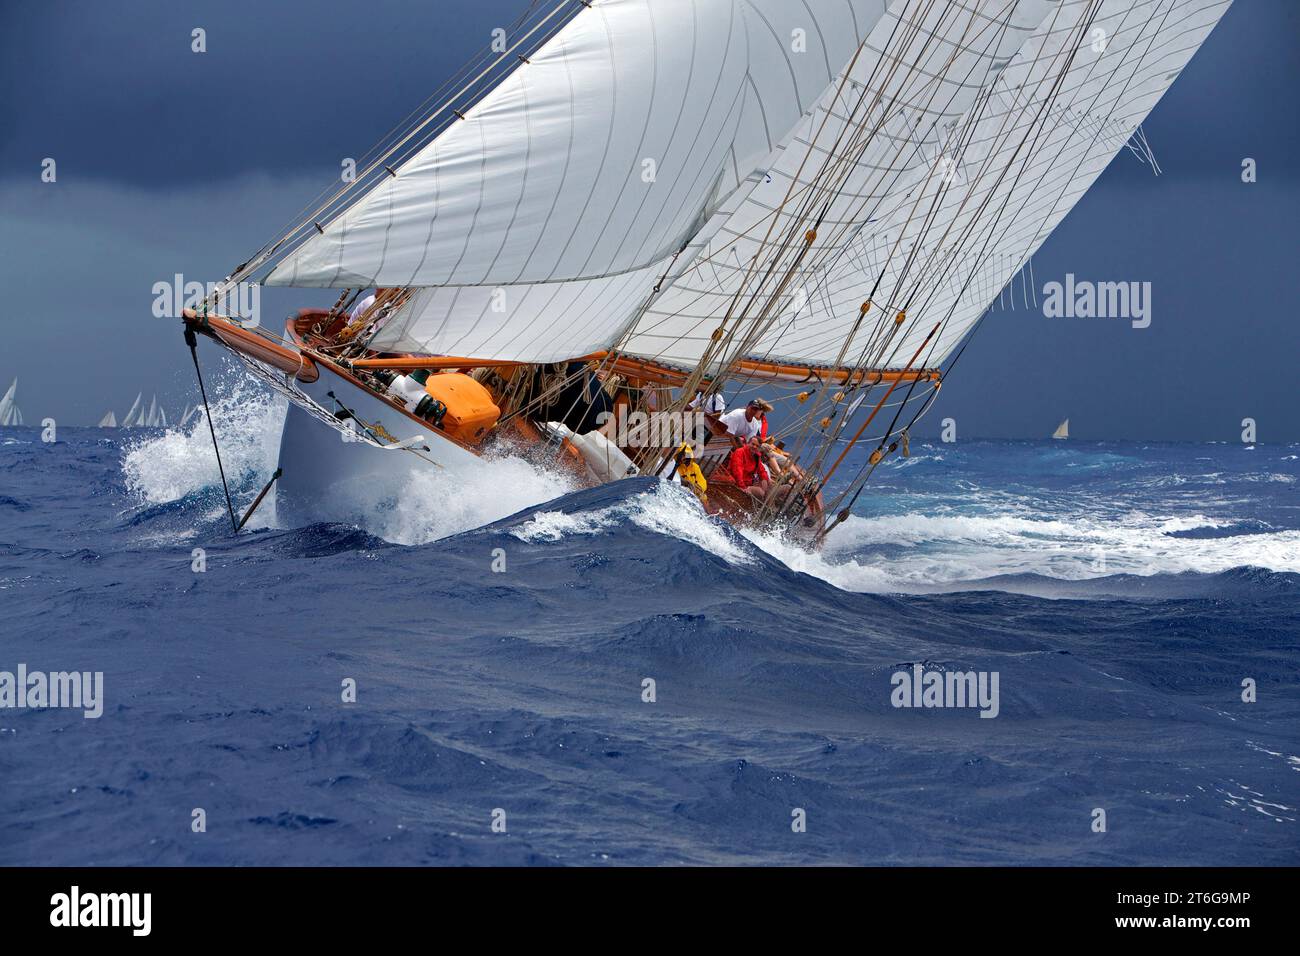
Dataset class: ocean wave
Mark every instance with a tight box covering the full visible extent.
[510,481,755,566]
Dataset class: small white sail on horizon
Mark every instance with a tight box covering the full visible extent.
[0,378,23,427]
[98,410,118,428]
[121,392,145,427]
[1052,419,1069,440]
[142,394,168,428]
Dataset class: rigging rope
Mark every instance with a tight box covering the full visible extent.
[183,326,239,534]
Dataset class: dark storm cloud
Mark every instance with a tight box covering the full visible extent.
[0,0,529,185]
[2,0,1294,188]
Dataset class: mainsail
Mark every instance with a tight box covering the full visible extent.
[624,0,1233,371]
[623,0,1058,369]
[98,410,118,428]
[1052,418,1069,439]
[140,395,169,428]
[0,378,23,427]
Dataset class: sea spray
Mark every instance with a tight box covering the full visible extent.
[121,367,284,516]
[367,452,581,545]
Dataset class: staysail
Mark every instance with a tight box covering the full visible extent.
[0,378,23,427]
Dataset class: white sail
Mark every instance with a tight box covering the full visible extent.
[272,0,766,289]
[646,0,1233,371]
[1052,418,1068,439]
[623,0,1059,368]
[121,392,144,427]
[0,378,22,427]
[379,259,670,362]
[281,0,903,365]
[144,395,161,427]
[98,410,118,428]
[368,0,913,361]
[271,0,1231,376]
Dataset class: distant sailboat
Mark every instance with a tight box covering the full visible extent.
[98,410,118,427]
[179,404,198,427]
[1051,418,1069,440]
[142,394,168,428]
[121,392,145,427]
[0,378,24,427]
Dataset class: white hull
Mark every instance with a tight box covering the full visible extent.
[274,362,488,527]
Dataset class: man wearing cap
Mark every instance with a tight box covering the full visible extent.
[712,397,772,446]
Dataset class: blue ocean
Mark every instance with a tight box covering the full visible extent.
[2,383,1297,866]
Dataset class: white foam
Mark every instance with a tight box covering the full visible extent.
[512,509,615,543]
[625,482,754,565]
[740,506,1300,594]
[368,452,581,545]
[121,375,284,528]
[739,525,897,591]
[511,481,755,565]
[116,374,1300,590]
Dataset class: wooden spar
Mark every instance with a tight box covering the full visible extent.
[348,352,691,387]
[182,309,319,383]
[350,354,603,371]
[348,351,938,387]
[186,304,936,397]
[732,359,940,385]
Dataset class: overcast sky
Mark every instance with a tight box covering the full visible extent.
[1,0,1296,439]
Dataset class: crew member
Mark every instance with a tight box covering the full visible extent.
[707,398,773,500]
[711,398,772,445]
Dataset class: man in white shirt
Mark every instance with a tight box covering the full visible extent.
[713,398,771,446]
[687,390,725,415]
